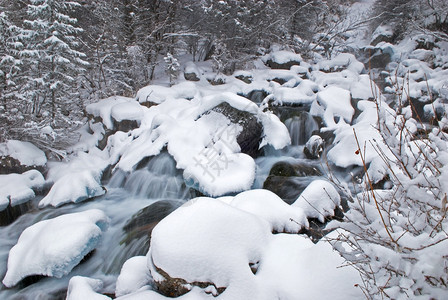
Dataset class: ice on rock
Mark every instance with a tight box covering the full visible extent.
[0,170,45,211]
[38,169,105,208]
[293,180,341,223]
[86,96,134,130]
[230,189,308,233]
[316,86,353,128]
[0,140,47,166]
[148,198,271,291]
[116,256,152,297]
[67,276,111,300]
[2,209,109,287]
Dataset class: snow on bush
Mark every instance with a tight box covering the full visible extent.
[331,96,448,298]
[0,140,47,166]
[2,209,109,287]
[0,170,45,211]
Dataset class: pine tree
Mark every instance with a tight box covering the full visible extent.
[22,0,88,124]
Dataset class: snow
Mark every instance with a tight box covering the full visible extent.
[315,86,354,128]
[2,209,109,288]
[113,91,289,196]
[86,96,134,130]
[0,140,46,166]
[0,170,45,211]
[111,101,144,122]
[115,256,152,297]
[263,50,302,65]
[230,189,308,233]
[317,53,364,74]
[135,82,198,104]
[293,180,341,223]
[67,276,111,300]
[148,197,271,290]
[38,169,106,208]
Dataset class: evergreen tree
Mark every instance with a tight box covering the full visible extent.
[22,0,88,124]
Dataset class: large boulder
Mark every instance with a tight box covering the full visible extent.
[209,102,264,158]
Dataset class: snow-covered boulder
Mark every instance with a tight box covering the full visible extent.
[116,256,152,297]
[67,276,111,300]
[86,96,134,130]
[136,82,198,106]
[39,169,105,208]
[315,86,354,128]
[230,189,308,233]
[183,62,201,81]
[0,140,47,174]
[148,198,271,297]
[2,209,109,287]
[0,170,45,211]
[111,101,144,132]
[317,53,364,74]
[264,50,302,69]
[304,135,324,159]
[293,180,341,223]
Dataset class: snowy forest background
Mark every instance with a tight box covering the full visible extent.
[2,0,448,299]
[1,0,446,152]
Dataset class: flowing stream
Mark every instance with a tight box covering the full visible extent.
[0,110,326,299]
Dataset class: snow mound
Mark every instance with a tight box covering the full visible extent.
[116,256,152,297]
[86,96,134,130]
[230,189,308,233]
[0,140,47,166]
[2,209,109,287]
[136,82,198,104]
[39,169,105,208]
[264,50,302,65]
[148,197,271,290]
[0,170,45,211]
[317,53,364,74]
[111,101,144,122]
[293,180,341,223]
[67,276,111,300]
[316,86,354,128]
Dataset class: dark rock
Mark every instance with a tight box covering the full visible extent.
[269,161,322,178]
[235,74,252,84]
[0,201,33,226]
[270,77,287,85]
[121,200,183,248]
[208,77,225,85]
[210,102,264,158]
[184,72,200,82]
[265,59,301,70]
[240,90,268,104]
[0,156,45,175]
[366,51,391,69]
[113,119,139,132]
[263,176,316,204]
[370,34,393,47]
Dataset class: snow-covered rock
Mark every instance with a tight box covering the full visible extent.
[67,276,111,300]
[148,197,271,297]
[136,82,198,105]
[86,96,134,130]
[0,140,47,167]
[293,180,341,223]
[264,50,302,69]
[116,256,152,297]
[0,170,45,211]
[315,86,354,128]
[230,189,308,233]
[2,209,109,287]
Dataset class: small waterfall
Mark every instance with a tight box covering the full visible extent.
[284,112,319,146]
[108,152,191,200]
